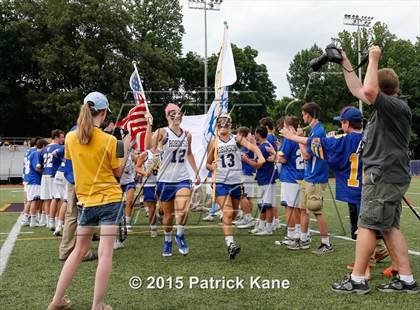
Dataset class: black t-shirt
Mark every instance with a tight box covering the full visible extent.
[361,91,411,183]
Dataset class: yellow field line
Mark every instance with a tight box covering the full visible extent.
[0,204,11,212]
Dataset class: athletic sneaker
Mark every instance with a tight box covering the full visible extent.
[30,219,45,227]
[236,217,255,229]
[272,219,280,231]
[175,234,189,255]
[255,229,273,236]
[113,240,124,250]
[377,276,419,294]
[202,213,215,222]
[162,240,172,257]
[48,220,55,231]
[275,236,294,246]
[53,225,62,236]
[20,218,30,227]
[150,229,158,238]
[287,239,311,250]
[312,243,334,255]
[331,274,371,294]
[228,241,241,260]
[250,220,263,234]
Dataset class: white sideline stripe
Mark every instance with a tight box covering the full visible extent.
[0,231,33,235]
[0,214,23,277]
[278,223,420,257]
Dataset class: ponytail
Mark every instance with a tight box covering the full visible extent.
[77,102,100,145]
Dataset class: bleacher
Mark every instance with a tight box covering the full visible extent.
[0,146,28,181]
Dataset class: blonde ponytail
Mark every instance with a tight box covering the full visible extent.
[77,103,97,145]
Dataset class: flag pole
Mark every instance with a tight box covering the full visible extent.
[132,60,150,114]
[210,22,228,217]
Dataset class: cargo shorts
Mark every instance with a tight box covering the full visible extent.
[300,181,327,215]
[359,169,409,231]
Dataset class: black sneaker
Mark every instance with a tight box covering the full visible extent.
[228,242,241,260]
[377,276,419,294]
[312,243,334,255]
[331,274,371,294]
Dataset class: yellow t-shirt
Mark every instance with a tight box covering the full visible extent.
[65,128,123,207]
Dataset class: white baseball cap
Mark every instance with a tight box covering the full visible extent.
[83,92,111,112]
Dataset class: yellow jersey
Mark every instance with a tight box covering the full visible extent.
[65,128,123,207]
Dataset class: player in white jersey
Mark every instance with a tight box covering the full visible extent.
[136,149,160,237]
[120,153,137,225]
[153,104,200,257]
[207,114,265,259]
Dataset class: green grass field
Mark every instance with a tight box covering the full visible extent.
[0,179,419,309]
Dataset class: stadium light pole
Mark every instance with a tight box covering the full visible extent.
[343,14,374,114]
[188,0,223,113]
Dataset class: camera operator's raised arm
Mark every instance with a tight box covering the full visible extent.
[341,47,381,105]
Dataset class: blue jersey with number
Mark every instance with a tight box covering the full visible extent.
[256,142,278,185]
[23,147,36,182]
[241,147,255,176]
[41,144,64,176]
[279,139,305,183]
[54,146,65,173]
[307,132,363,204]
[27,150,43,185]
[304,123,329,183]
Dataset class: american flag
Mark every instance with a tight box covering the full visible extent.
[115,71,149,151]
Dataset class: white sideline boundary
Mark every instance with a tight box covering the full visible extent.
[278,223,420,257]
[0,214,23,277]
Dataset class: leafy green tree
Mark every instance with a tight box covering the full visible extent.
[129,0,184,57]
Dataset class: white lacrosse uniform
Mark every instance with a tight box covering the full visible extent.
[144,150,158,187]
[120,156,136,186]
[214,135,243,199]
[156,127,191,202]
[215,135,243,185]
[157,127,190,183]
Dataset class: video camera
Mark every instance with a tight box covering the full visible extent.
[310,43,343,71]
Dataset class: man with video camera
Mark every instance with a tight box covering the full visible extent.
[331,46,418,294]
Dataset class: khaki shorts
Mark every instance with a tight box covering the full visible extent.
[359,169,409,231]
[300,181,327,215]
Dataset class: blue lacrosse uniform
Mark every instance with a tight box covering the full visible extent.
[41,144,64,177]
[267,133,278,151]
[54,146,66,174]
[307,132,363,205]
[304,123,329,183]
[279,139,305,183]
[241,147,256,176]
[23,147,37,183]
[27,151,43,185]
[256,142,278,185]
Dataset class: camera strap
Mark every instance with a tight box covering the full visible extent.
[343,54,369,73]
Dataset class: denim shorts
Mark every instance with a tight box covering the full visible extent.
[77,201,124,226]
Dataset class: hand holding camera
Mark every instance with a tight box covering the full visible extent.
[368,46,381,62]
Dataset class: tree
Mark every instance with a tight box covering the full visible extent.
[129,0,184,57]
[0,0,186,135]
